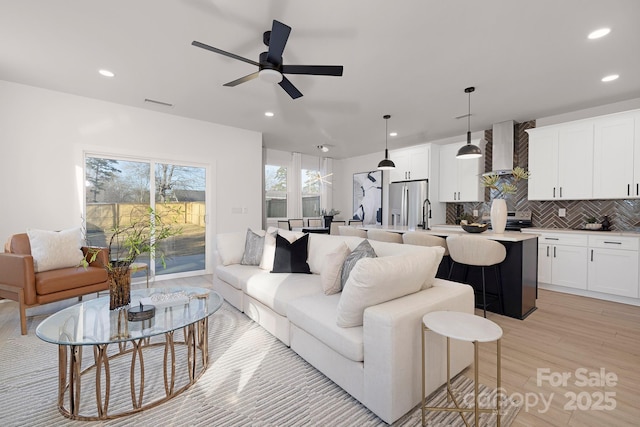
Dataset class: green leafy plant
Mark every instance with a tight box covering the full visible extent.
[481,166,530,196]
[585,216,598,224]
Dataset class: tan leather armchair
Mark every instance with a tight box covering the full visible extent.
[0,233,109,335]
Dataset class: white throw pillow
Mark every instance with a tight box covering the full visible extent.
[26,227,84,273]
[421,246,445,289]
[336,252,432,328]
[321,242,351,295]
[259,227,304,270]
[217,231,255,266]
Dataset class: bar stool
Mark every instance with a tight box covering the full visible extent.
[402,232,450,272]
[446,235,506,318]
[422,311,503,426]
[366,229,403,243]
[338,226,367,237]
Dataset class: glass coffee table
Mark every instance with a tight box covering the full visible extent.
[36,287,223,421]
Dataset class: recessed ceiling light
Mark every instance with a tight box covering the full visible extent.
[264,111,275,117]
[601,74,619,82]
[317,145,330,152]
[389,132,398,137]
[98,69,115,78]
[588,28,611,39]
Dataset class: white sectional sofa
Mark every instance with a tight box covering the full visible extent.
[214,230,474,424]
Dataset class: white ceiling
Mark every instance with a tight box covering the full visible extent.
[1,0,639,159]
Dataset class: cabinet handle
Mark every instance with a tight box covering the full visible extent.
[591,249,593,262]
[545,237,559,241]
[553,246,556,258]
[553,187,556,198]
[636,183,638,196]
[453,192,457,200]
[559,187,563,198]
[408,171,411,179]
[628,184,630,196]
[458,191,461,200]
[603,241,622,245]
[546,246,549,257]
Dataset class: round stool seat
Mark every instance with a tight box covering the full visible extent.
[423,311,502,343]
[402,232,449,255]
[446,235,506,266]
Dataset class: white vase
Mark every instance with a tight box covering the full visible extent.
[490,198,507,234]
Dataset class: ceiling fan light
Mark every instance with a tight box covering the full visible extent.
[259,69,283,83]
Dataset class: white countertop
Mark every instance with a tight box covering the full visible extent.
[361,224,539,242]
[523,227,640,238]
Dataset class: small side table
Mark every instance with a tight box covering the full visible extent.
[421,311,503,427]
[129,262,149,288]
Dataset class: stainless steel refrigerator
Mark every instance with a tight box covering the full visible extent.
[388,179,430,229]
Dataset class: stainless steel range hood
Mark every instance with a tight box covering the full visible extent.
[486,120,515,176]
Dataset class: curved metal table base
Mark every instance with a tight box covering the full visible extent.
[57,318,209,421]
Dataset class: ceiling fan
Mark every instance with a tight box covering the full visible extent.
[192,20,344,99]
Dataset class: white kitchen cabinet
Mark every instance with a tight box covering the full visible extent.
[537,233,588,290]
[592,112,638,199]
[527,122,593,200]
[389,144,430,182]
[438,141,484,202]
[587,235,639,298]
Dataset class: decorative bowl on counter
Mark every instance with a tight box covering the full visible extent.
[585,223,603,230]
[461,223,489,233]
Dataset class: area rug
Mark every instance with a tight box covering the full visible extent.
[0,302,520,426]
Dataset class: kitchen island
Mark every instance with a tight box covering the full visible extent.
[361,225,538,319]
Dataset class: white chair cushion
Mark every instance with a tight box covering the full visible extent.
[336,252,433,327]
[288,293,364,362]
[321,242,351,295]
[26,227,83,272]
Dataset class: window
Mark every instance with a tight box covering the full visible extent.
[84,155,206,278]
[265,165,287,218]
[302,169,321,217]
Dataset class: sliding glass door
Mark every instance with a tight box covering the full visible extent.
[84,155,207,279]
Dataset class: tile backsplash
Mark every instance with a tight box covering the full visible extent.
[446,120,640,232]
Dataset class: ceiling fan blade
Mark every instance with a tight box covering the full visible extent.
[192,41,259,67]
[279,77,303,99]
[223,72,259,87]
[266,20,291,64]
[281,65,344,76]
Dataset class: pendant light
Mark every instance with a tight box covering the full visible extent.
[377,114,396,170]
[456,87,483,159]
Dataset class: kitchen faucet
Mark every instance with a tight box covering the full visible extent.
[422,198,431,230]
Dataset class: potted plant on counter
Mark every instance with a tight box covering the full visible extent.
[321,208,341,228]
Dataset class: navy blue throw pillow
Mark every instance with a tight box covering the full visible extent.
[271,233,311,274]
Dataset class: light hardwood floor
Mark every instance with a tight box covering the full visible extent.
[2,276,638,426]
[465,289,640,426]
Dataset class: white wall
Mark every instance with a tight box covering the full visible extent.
[0,81,262,258]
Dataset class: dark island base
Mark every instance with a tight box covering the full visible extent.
[436,237,538,320]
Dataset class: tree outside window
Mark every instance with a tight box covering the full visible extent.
[265,165,287,218]
[302,169,321,217]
